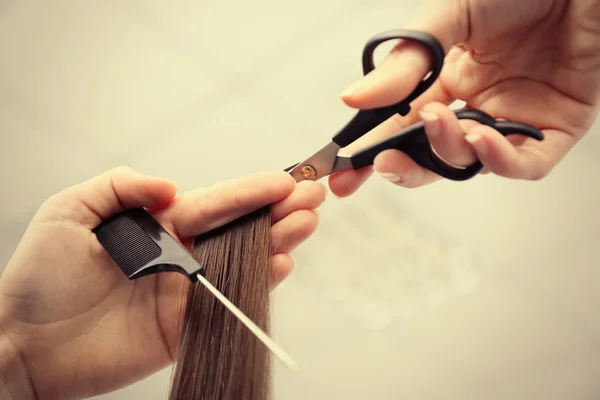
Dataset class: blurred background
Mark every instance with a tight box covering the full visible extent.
[1,1,600,399]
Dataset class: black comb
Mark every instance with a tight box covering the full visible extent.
[93,208,205,281]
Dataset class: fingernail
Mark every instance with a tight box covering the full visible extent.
[340,79,366,97]
[465,132,487,155]
[290,255,297,267]
[419,111,440,137]
[379,172,403,183]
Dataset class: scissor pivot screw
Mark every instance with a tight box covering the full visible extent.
[301,166,317,180]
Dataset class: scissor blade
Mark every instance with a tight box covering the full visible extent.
[329,154,353,174]
[284,163,299,173]
[287,141,342,182]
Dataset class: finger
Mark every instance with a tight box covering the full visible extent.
[328,113,409,196]
[419,101,479,167]
[271,181,327,223]
[341,40,443,109]
[464,125,573,180]
[368,102,485,188]
[337,0,472,138]
[158,171,295,239]
[405,1,469,52]
[328,167,373,198]
[371,149,441,188]
[42,166,178,228]
[331,103,481,190]
[269,253,295,290]
[271,209,319,254]
[339,0,468,110]
[370,102,483,188]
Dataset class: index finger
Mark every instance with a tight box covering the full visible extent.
[156,171,295,239]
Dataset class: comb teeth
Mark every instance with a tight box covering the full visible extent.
[94,212,162,277]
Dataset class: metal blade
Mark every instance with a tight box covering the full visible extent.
[328,154,353,174]
[283,163,299,172]
[195,273,299,372]
[287,141,343,182]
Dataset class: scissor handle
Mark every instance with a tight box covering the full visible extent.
[350,108,545,181]
[362,29,445,116]
[332,30,445,148]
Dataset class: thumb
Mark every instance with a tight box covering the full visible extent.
[340,0,468,110]
[40,166,178,228]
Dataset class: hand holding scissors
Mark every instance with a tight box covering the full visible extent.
[287,30,545,186]
[322,0,600,195]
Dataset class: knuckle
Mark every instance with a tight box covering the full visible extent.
[396,179,418,189]
[232,180,246,210]
[486,156,518,177]
[390,113,405,130]
[109,165,136,177]
[39,192,63,212]
[37,190,79,223]
[393,173,420,189]
[529,154,554,181]
[492,161,549,181]
[492,164,515,177]
[528,166,550,181]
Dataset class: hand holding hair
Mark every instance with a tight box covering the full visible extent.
[0,166,325,400]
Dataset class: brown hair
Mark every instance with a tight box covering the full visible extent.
[169,207,272,400]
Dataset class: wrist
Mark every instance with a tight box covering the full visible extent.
[0,316,37,400]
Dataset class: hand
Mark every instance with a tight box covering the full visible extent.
[0,166,325,399]
[329,0,600,195]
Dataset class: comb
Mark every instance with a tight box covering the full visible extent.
[93,208,203,280]
[93,208,298,371]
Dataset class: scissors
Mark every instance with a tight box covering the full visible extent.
[285,30,545,182]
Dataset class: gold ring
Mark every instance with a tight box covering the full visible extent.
[429,144,467,170]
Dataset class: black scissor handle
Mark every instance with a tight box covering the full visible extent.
[350,108,545,181]
[362,29,445,117]
[332,30,445,148]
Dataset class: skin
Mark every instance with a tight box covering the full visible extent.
[0,167,326,399]
[329,0,600,195]
[3,0,600,397]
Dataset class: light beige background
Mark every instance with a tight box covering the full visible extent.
[1,1,600,399]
